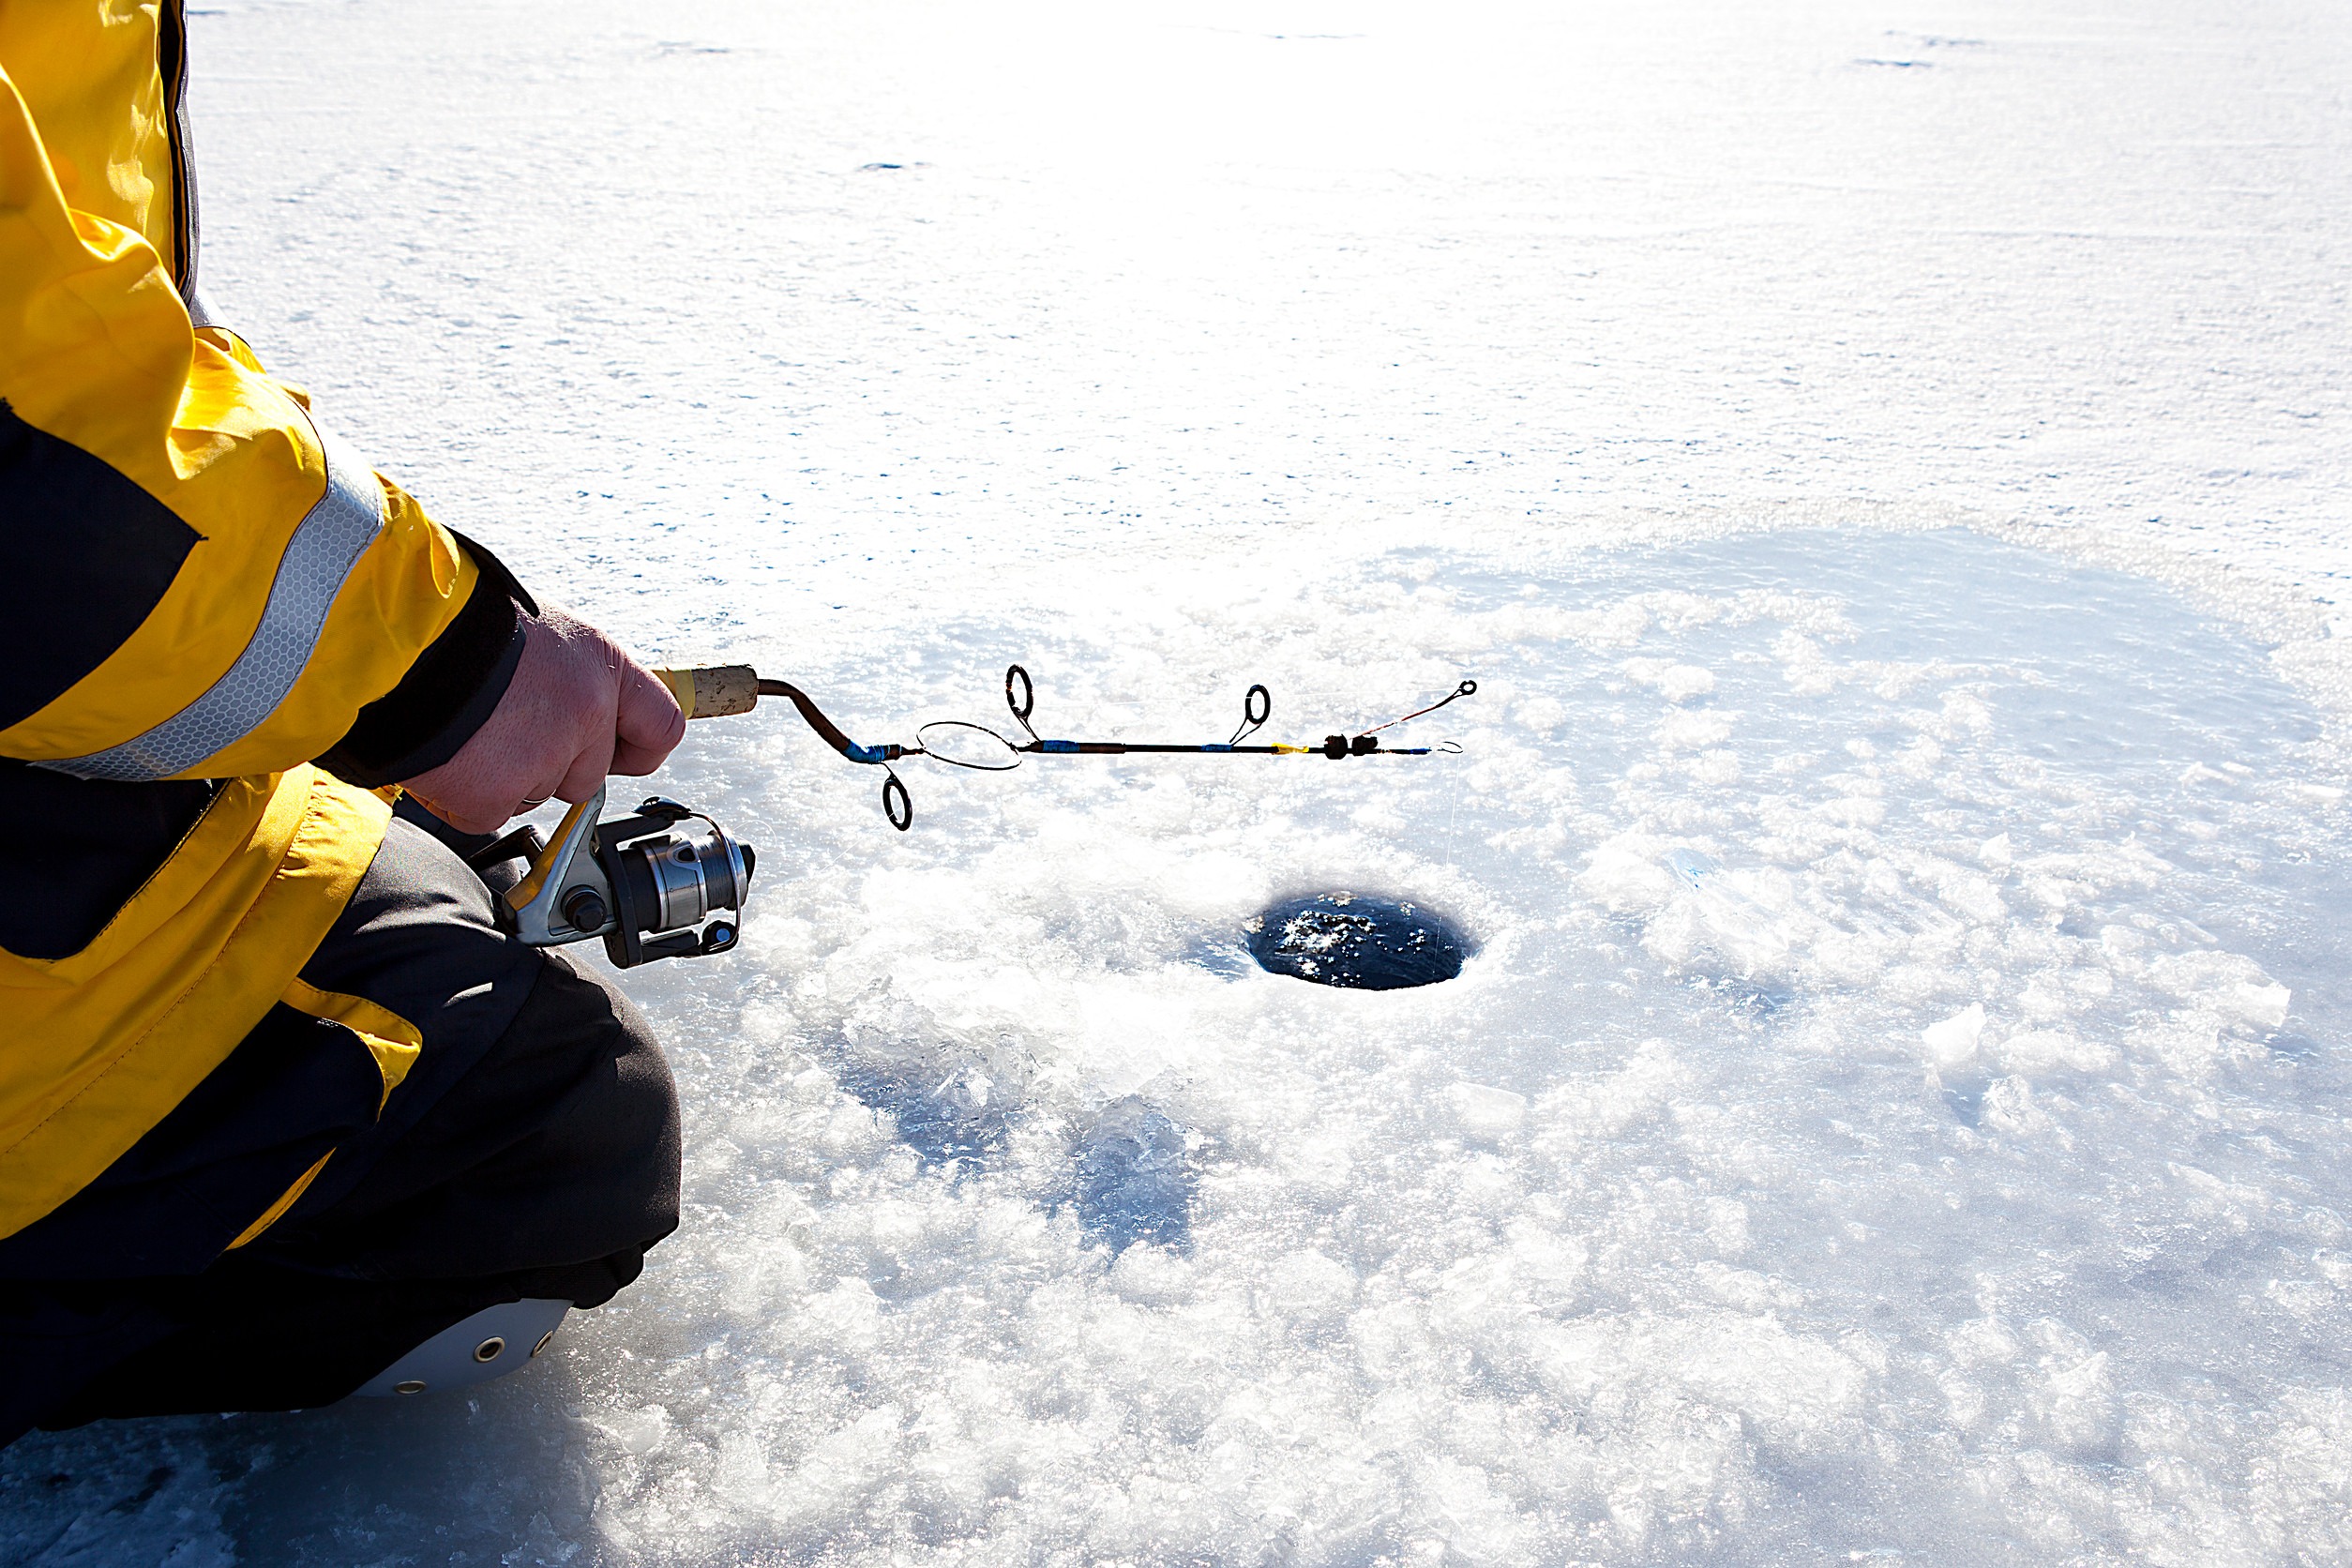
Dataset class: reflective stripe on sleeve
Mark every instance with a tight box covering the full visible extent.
[39,427,387,782]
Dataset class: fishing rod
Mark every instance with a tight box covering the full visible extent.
[673,662,1476,831]
[499,663,1474,969]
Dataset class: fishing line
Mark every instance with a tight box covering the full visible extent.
[1357,680,1479,737]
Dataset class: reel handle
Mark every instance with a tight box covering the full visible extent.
[653,665,761,719]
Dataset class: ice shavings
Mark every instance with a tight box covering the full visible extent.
[489,526,2351,1564]
[15,527,2352,1564]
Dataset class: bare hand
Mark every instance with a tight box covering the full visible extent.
[400,608,686,835]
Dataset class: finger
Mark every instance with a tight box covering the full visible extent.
[415,793,507,836]
[610,735,671,776]
[613,658,686,761]
[511,776,565,818]
[554,730,617,805]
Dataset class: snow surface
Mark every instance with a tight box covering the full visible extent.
[8,1,2352,1563]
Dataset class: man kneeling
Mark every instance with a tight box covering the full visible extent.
[1,4,690,1443]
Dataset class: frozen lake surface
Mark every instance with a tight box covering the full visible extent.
[8,1,2352,1564]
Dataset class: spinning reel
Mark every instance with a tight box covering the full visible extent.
[498,785,754,968]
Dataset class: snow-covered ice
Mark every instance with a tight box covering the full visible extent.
[8,1,2352,1563]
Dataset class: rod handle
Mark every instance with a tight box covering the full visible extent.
[653,665,761,720]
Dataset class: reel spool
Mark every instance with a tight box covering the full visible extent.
[501,784,754,967]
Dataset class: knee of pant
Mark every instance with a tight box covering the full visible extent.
[504,953,684,1233]
[535,954,678,1153]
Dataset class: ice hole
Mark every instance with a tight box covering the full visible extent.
[1244,891,1470,988]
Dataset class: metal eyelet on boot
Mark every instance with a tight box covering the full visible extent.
[474,1336,505,1363]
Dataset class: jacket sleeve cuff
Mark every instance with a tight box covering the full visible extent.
[315,535,531,788]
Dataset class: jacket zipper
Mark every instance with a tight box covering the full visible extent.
[158,0,202,304]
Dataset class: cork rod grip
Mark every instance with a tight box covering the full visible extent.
[653,665,761,720]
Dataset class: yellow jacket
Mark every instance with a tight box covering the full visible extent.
[0,2,505,1239]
